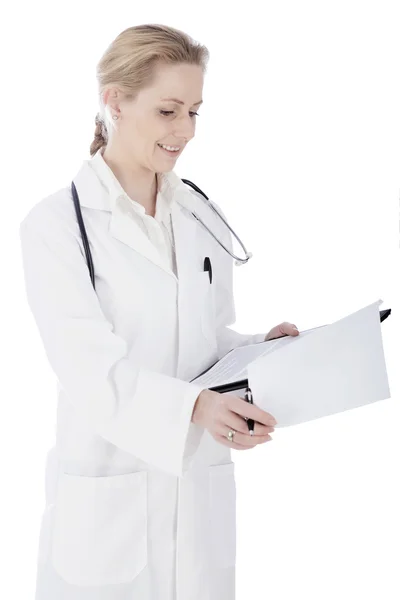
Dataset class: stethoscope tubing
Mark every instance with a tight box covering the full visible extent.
[71,177,253,292]
[180,178,253,266]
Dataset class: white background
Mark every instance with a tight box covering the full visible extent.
[1,1,399,598]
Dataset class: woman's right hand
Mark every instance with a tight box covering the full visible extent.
[191,389,277,450]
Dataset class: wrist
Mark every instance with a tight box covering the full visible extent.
[191,389,212,425]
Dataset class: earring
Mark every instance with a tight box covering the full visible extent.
[112,115,118,120]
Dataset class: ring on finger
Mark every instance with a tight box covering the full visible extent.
[227,428,236,442]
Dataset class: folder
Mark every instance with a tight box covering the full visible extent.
[190,307,391,394]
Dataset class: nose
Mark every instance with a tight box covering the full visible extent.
[173,114,196,143]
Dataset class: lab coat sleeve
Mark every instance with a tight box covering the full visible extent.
[19,212,207,479]
[211,201,266,359]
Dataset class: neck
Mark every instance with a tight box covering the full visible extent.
[102,143,159,215]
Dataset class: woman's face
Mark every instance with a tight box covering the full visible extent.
[106,62,204,173]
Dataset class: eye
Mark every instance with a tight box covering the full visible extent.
[159,110,199,118]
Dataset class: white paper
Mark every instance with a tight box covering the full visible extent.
[190,326,324,388]
[247,299,391,427]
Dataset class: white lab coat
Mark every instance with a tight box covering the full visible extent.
[19,155,266,600]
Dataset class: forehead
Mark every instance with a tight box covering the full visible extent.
[144,63,204,102]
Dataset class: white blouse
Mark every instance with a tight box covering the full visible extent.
[90,148,177,276]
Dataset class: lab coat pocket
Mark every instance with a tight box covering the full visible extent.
[51,471,148,586]
[209,462,237,568]
[197,271,217,349]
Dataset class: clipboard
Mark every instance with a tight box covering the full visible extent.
[205,308,392,394]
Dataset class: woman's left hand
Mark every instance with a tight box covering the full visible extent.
[264,321,299,341]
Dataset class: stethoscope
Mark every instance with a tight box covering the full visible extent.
[181,179,253,266]
[71,177,253,291]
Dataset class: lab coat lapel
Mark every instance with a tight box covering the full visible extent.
[108,202,169,275]
[110,186,201,283]
[170,190,199,280]
[72,160,198,279]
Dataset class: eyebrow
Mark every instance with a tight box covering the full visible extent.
[161,97,203,106]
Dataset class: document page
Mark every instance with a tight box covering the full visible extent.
[190,326,323,388]
[247,299,390,428]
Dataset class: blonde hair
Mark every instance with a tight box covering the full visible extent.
[90,24,210,157]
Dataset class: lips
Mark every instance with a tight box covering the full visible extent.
[158,144,180,151]
[157,144,182,158]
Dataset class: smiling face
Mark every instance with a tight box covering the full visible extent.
[105,62,204,173]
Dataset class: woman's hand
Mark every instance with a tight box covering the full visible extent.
[192,389,277,450]
[265,321,299,341]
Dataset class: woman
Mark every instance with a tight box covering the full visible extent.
[19,23,299,600]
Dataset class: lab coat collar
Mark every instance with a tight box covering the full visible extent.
[71,149,200,280]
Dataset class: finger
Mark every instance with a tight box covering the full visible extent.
[224,411,274,436]
[280,322,299,337]
[215,430,273,449]
[252,422,275,435]
[215,436,249,450]
[227,395,277,427]
[215,422,273,447]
